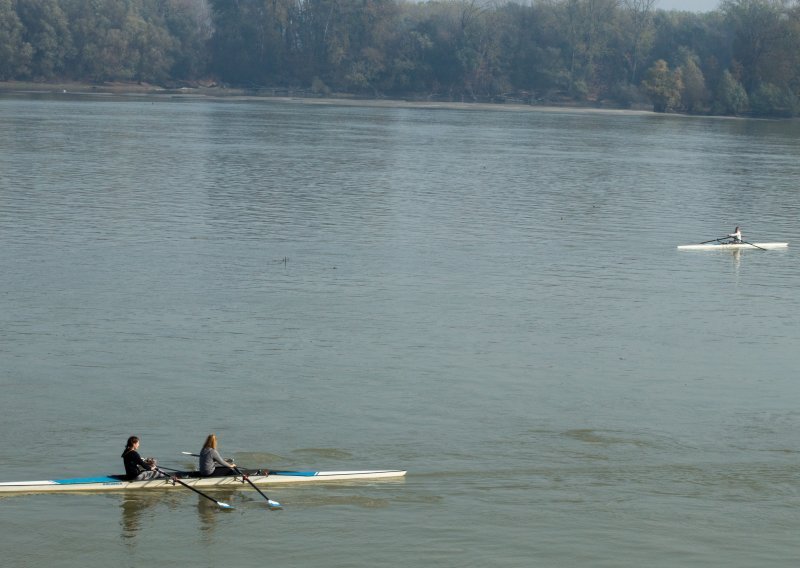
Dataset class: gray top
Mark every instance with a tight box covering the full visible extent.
[199,447,229,476]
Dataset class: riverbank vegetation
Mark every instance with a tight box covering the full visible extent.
[1,0,799,117]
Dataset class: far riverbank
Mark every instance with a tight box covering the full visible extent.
[0,80,661,117]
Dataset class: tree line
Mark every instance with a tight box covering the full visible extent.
[2,0,800,117]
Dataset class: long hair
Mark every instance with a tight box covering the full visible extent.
[122,436,139,457]
[203,434,217,450]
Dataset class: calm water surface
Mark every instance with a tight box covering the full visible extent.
[1,95,799,567]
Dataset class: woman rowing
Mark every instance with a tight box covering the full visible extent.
[728,226,742,243]
[121,436,166,481]
[199,434,237,477]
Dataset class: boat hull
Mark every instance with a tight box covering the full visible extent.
[677,242,788,251]
[0,470,406,494]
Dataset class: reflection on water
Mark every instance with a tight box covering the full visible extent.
[119,493,162,544]
[197,489,237,536]
[732,249,741,271]
[119,489,238,544]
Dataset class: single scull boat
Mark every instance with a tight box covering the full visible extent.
[0,469,406,494]
[677,242,788,251]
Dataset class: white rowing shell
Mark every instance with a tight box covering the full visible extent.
[677,242,788,251]
[0,469,407,494]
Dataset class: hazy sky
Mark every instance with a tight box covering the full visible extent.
[658,0,720,11]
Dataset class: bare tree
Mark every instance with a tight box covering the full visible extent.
[622,0,657,84]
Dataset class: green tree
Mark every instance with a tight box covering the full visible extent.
[678,49,708,112]
[14,0,72,79]
[722,0,793,91]
[2,0,800,117]
[620,0,656,84]
[442,0,510,99]
[125,7,176,83]
[0,0,32,79]
[396,2,475,97]
[334,0,400,94]
[749,82,798,116]
[380,12,436,94]
[493,2,566,96]
[714,69,749,114]
[61,0,134,80]
[641,58,682,112]
[210,0,301,86]
[162,0,213,80]
[557,0,620,98]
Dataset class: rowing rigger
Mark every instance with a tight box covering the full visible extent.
[0,469,407,495]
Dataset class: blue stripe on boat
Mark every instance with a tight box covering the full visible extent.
[51,472,321,484]
[55,477,122,485]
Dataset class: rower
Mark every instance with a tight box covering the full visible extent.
[121,436,166,481]
[728,226,742,243]
[199,434,237,477]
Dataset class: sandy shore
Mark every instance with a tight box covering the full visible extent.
[0,79,659,116]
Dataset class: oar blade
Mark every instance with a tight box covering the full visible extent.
[156,467,234,511]
[179,452,283,509]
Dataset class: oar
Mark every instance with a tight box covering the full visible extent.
[231,465,282,509]
[741,240,767,251]
[181,452,281,509]
[154,467,233,509]
[699,236,730,244]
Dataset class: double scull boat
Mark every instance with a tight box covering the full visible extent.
[0,469,406,495]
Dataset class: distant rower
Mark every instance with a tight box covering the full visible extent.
[728,226,742,243]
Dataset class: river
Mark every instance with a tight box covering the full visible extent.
[1,94,799,567]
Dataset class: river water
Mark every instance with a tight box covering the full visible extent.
[1,95,799,567]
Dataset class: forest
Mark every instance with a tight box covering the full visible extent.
[1,0,800,117]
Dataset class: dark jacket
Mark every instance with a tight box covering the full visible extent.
[121,449,149,480]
